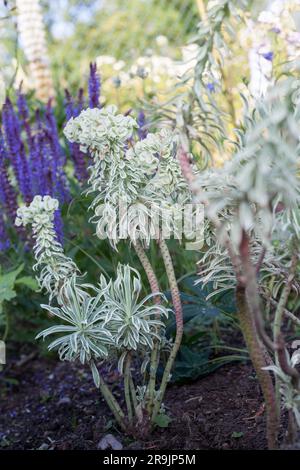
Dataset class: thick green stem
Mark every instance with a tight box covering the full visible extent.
[124,353,133,423]
[129,374,138,413]
[132,240,161,414]
[152,238,183,422]
[98,371,126,431]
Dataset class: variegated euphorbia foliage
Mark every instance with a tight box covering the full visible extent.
[16,195,169,358]
[15,106,189,434]
[64,106,191,247]
[180,76,300,448]
[15,193,172,432]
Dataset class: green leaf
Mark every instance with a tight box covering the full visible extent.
[90,361,100,388]
[15,276,39,291]
[0,287,16,305]
[0,264,24,288]
[0,264,24,313]
[153,413,172,428]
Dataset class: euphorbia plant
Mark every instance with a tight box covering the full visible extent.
[15,105,191,434]
[179,77,300,449]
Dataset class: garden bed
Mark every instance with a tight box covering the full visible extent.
[0,349,269,450]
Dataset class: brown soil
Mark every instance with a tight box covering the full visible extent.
[0,348,273,450]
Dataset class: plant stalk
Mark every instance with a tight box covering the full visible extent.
[152,238,183,422]
[238,232,278,449]
[235,285,278,449]
[98,371,126,431]
[124,353,133,424]
[132,239,161,414]
[129,374,138,413]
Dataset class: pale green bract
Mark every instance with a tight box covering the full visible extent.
[64,108,191,248]
[36,276,113,364]
[63,105,137,157]
[15,195,78,302]
[100,264,169,354]
[35,263,170,378]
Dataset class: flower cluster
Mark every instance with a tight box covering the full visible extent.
[64,107,190,247]
[15,195,78,302]
[64,105,137,157]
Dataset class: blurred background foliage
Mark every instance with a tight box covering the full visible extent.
[0,0,200,105]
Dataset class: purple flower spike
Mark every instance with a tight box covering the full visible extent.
[88,62,101,108]
[17,88,36,162]
[54,208,64,245]
[77,88,85,114]
[70,143,89,183]
[32,110,49,196]
[45,101,69,202]
[2,98,32,203]
[0,211,10,252]
[0,131,18,221]
[64,90,88,183]
[262,51,274,62]
[137,111,148,141]
[64,89,75,121]
[17,85,29,122]
[45,100,64,166]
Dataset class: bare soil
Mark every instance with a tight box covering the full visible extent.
[0,347,271,450]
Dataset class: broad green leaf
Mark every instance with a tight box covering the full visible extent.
[15,276,39,291]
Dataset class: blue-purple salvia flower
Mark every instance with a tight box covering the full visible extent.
[0,130,18,222]
[77,88,85,114]
[54,208,64,245]
[0,211,10,252]
[262,51,274,62]
[137,110,148,141]
[88,62,101,108]
[45,100,69,202]
[17,89,34,151]
[64,89,75,121]
[64,89,89,183]
[31,110,49,196]
[2,98,32,203]
[17,87,29,122]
